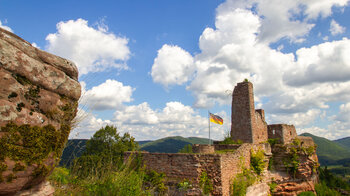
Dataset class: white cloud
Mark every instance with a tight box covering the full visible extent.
[80,79,134,111]
[70,109,113,139]
[285,38,350,86]
[149,0,350,139]
[330,19,346,35]
[46,18,130,75]
[114,102,230,140]
[216,0,349,44]
[151,44,194,87]
[0,20,13,32]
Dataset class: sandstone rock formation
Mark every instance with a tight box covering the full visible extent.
[0,27,81,195]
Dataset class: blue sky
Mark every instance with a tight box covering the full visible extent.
[1,0,350,140]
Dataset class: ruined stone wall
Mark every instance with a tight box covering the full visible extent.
[192,144,215,153]
[126,144,263,196]
[231,81,267,144]
[125,151,223,195]
[220,144,252,196]
[268,124,297,144]
[253,109,268,143]
[213,144,241,151]
[231,82,254,143]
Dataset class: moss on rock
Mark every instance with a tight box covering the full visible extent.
[0,122,71,181]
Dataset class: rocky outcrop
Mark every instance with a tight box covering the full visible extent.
[268,137,319,195]
[0,27,81,195]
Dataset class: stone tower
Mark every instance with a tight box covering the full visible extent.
[231,81,268,143]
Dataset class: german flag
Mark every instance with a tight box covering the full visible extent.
[209,113,223,125]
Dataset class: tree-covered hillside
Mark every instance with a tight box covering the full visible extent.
[140,136,212,153]
[300,133,350,165]
[334,137,350,151]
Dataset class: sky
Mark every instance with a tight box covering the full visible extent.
[1,0,350,141]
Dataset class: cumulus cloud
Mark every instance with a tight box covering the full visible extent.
[0,20,13,32]
[150,0,350,139]
[70,109,113,139]
[151,44,194,87]
[114,102,230,140]
[285,38,350,86]
[46,18,130,75]
[80,79,134,111]
[330,19,346,35]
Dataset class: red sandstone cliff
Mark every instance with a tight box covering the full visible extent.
[0,27,81,195]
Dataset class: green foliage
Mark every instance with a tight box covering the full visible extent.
[244,78,249,82]
[83,169,145,196]
[334,137,350,151]
[267,138,280,146]
[199,171,213,195]
[297,191,316,196]
[268,156,274,171]
[177,179,192,190]
[215,149,236,154]
[292,138,301,146]
[268,182,277,194]
[300,133,350,165]
[13,162,25,172]
[178,144,193,153]
[251,149,266,175]
[315,182,341,196]
[318,167,350,193]
[231,169,256,196]
[219,137,243,145]
[144,169,167,195]
[85,125,138,157]
[71,125,139,180]
[49,167,71,185]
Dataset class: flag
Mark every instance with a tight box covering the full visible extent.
[209,113,223,125]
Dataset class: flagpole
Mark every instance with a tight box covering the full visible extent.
[208,111,211,145]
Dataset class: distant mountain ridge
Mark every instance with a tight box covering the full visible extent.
[334,137,350,151]
[60,133,350,166]
[140,136,212,153]
[300,133,350,165]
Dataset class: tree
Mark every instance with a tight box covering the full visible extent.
[84,125,138,157]
[71,125,139,179]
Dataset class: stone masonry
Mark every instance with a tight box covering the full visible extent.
[231,81,268,144]
[126,143,271,196]
[127,81,319,196]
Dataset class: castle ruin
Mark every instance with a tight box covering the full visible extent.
[231,81,297,144]
[126,81,319,196]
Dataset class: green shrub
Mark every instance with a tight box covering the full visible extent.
[83,169,145,196]
[269,182,277,193]
[49,167,71,185]
[250,149,265,175]
[200,171,213,195]
[231,169,256,196]
[177,179,192,190]
[267,138,279,146]
[143,169,167,195]
[178,144,193,153]
[315,182,341,196]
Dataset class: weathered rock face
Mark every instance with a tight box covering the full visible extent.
[268,137,319,195]
[0,27,81,195]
